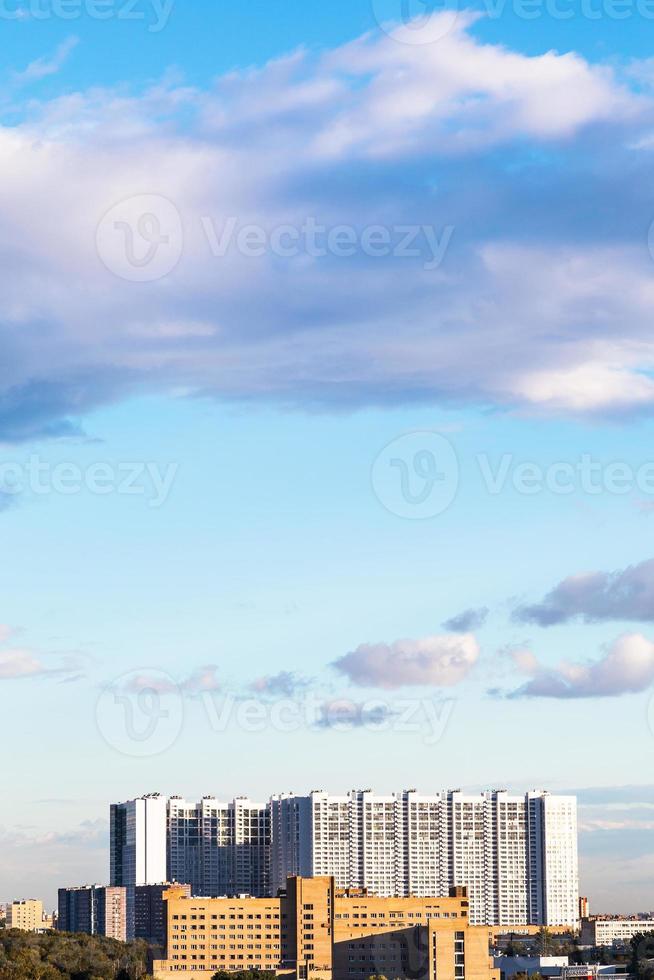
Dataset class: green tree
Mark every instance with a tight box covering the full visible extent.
[630,932,654,978]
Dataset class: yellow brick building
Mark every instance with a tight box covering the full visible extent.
[6,899,48,932]
[153,877,499,980]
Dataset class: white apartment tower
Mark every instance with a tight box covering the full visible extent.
[271,789,578,928]
[527,791,578,927]
[109,793,167,938]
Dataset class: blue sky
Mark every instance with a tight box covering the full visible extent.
[3,0,654,914]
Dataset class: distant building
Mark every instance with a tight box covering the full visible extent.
[494,956,569,978]
[495,959,627,980]
[580,919,654,947]
[113,788,579,930]
[579,897,590,920]
[57,886,127,941]
[5,900,50,932]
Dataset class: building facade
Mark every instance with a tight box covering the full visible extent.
[5,900,47,932]
[113,789,578,929]
[168,796,270,898]
[271,790,578,928]
[580,919,654,946]
[110,793,168,938]
[57,886,127,941]
[153,875,499,980]
[135,883,192,947]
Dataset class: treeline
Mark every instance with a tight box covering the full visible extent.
[0,930,149,980]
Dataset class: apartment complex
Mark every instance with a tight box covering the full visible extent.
[271,790,578,927]
[153,875,499,980]
[5,899,50,932]
[580,918,654,946]
[58,886,127,941]
[112,789,578,929]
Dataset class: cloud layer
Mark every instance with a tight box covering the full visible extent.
[515,558,654,626]
[505,632,654,698]
[0,18,653,440]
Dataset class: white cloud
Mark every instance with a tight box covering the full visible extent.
[333,633,479,689]
[508,646,541,676]
[123,665,220,695]
[507,633,654,698]
[11,37,79,87]
[0,646,82,681]
[0,649,44,679]
[250,671,311,697]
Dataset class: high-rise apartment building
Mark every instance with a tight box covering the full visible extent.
[113,789,577,929]
[168,796,270,897]
[271,789,451,899]
[110,793,168,937]
[110,792,271,932]
[271,790,578,928]
[57,886,127,941]
[526,792,578,928]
